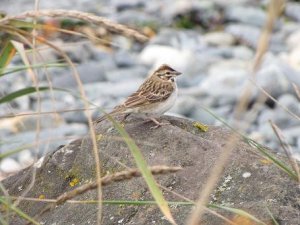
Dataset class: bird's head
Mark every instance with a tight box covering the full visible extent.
[153,64,181,82]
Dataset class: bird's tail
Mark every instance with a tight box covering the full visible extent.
[93,107,123,124]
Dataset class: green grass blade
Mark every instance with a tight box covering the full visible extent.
[0,41,16,72]
[245,138,298,180]
[8,19,40,29]
[100,200,193,206]
[0,216,9,225]
[108,116,176,224]
[0,197,39,225]
[0,87,50,104]
[0,86,70,105]
[201,106,299,181]
[0,62,68,77]
[265,205,279,225]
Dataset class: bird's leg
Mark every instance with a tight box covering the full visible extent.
[149,117,170,129]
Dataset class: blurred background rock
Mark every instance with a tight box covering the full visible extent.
[1,0,300,178]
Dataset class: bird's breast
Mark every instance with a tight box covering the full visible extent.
[144,84,178,115]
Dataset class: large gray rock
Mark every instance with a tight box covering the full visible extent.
[2,115,300,225]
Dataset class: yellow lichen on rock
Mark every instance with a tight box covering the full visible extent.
[193,122,209,132]
[69,178,80,187]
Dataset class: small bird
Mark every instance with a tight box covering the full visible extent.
[94,64,181,128]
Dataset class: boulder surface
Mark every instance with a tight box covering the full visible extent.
[2,115,300,225]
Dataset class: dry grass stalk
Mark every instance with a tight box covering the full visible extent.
[292,83,300,100]
[250,79,300,121]
[0,9,149,42]
[253,0,285,71]
[5,23,105,223]
[186,1,285,224]
[8,40,41,208]
[2,26,104,215]
[158,185,239,225]
[186,135,240,225]
[269,121,300,182]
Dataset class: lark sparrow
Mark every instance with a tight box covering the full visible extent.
[94,64,181,127]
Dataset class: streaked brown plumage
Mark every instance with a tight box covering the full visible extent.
[94,64,181,125]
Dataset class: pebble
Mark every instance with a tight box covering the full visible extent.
[0,124,88,157]
[112,0,145,12]
[52,61,109,88]
[225,24,260,48]
[113,50,139,68]
[286,29,300,50]
[225,6,266,27]
[105,66,148,82]
[149,28,204,50]
[277,94,300,116]
[203,32,235,46]
[114,9,160,27]
[171,96,198,117]
[201,61,249,106]
[287,46,300,70]
[139,45,196,72]
[17,150,34,167]
[232,46,254,60]
[83,80,144,100]
[285,2,300,22]
[281,126,300,146]
[0,158,22,174]
[256,63,291,98]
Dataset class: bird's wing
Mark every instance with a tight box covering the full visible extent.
[93,80,173,124]
[122,80,174,108]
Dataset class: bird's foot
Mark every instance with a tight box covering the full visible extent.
[149,118,170,129]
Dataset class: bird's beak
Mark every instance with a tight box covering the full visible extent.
[173,71,181,76]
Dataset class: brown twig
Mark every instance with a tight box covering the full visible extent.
[249,78,300,121]
[269,120,300,182]
[57,166,181,205]
[0,9,149,42]
[292,83,300,100]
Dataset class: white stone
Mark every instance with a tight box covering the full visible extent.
[256,63,291,98]
[203,32,235,46]
[0,158,22,173]
[199,61,249,104]
[288,46,300,70]
[286,30,300,50]
[242,172,251,178]
[139,45,195,72]
[18,150,34,167]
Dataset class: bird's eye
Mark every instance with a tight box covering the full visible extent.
[166,72,170,75]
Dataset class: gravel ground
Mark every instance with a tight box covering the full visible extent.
[1,0,300,176]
